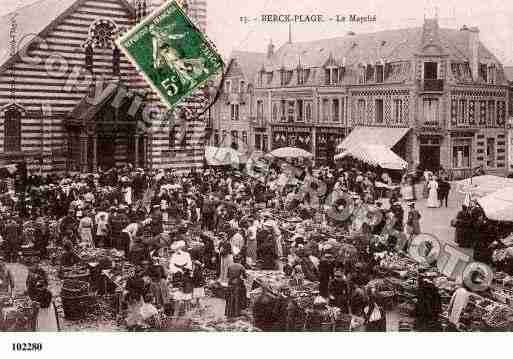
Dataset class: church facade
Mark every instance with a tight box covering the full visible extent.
[0,0,209,174]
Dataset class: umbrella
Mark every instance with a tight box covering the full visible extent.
[455,175,513,198]
[477,186,513,222]
[268,147,313,159]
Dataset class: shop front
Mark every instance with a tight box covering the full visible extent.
[450,131,476,179]
[271,125,312,152]
[418,135,442,172]
[316,127,346,166]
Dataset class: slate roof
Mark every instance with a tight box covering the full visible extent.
[503,66,513,83]
[259,25,501,71]
[228,50,266,83]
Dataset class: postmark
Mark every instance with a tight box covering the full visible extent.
[116,0,224,109]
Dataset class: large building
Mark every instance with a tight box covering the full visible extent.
[208,51,267,150]
[0,0,209,174]
[212,18,510,177]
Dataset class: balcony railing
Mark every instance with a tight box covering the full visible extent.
[419,79,444,92]
[418,121,443,132]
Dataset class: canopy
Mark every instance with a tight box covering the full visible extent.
[455,175,513,198]
[334,144,407,170]
[477,186,513,222]
[268,147,313,158]
[204,146,246,166]
[337,126,410,151]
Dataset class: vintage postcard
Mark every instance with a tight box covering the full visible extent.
[0,0,513,357]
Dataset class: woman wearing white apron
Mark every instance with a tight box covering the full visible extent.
[427,176,439,208]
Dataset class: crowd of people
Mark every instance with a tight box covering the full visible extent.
[0,159,506,331]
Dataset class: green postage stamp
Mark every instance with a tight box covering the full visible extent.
[116,0,224,109]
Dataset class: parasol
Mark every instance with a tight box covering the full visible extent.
[268,147,314,159]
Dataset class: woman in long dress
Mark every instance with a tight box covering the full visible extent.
[218,235,233,286]
[78,211,94,247]
[427,176,439,208]
[245,219,258,267]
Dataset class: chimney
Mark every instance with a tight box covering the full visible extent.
[267,39,274,59]
[467,26,480,81]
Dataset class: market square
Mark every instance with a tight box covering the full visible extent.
[2,0,513,334]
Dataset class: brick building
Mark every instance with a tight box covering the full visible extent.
[0,0,209,174]
[213,18,509,177]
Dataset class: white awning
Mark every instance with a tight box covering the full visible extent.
[478,186,513,222]
[337,126,410,151]
[334,144,408,170]
[204,146,246,166]
[455,175,513,197]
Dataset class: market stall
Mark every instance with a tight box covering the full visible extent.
[477,186,513,222]
[334,144,407,170]
[456,175,513,198]
[205,146,247,167]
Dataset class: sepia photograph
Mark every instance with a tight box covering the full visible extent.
[0,0,513,345]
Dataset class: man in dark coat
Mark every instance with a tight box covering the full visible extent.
[3,216,21,262]
[256,225,277,270]
[252,287,277,331]
[224,256,247,318]
[415,277,442,331]
[438,178,451,208]
[329,270,351,314]
[453,205,471,248]
[318,253,335,298]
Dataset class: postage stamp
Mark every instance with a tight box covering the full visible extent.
[116,0,224,109]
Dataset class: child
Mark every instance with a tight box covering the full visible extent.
[192,260,205,310]
[181,267,194,314]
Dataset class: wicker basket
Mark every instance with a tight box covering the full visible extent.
[60,279,92,320]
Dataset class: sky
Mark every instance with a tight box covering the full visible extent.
[2,0,513,65]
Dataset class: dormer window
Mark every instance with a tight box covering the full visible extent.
[325,67,339,85]
[298,68,305,85]
[423,62,438,80]
[365,65,374,82]
[479,64,487,82]
[332,68,339,84]
[487,65,496,84]
[358,66,365,84]
[285,70,293,85]
[376,64,384,83]
[325,68,331,85]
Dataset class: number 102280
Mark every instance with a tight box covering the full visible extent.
[12,343,43,352]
